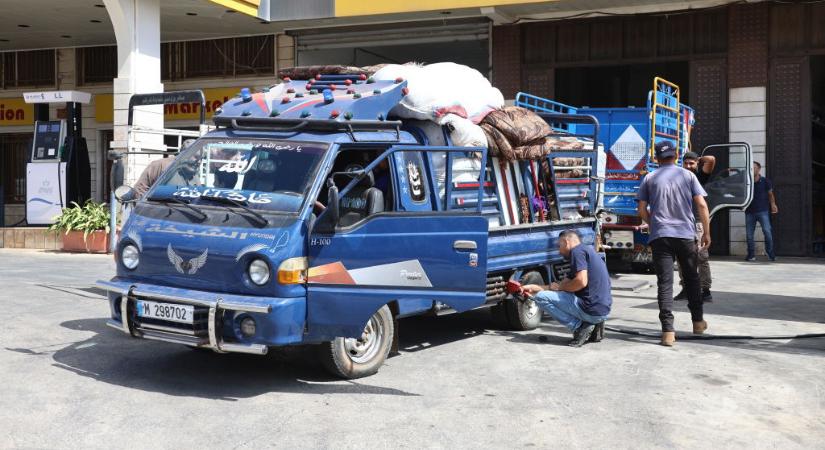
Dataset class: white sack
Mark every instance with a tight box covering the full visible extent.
[373,62,504,123]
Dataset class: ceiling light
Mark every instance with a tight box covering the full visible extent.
[18,24,30,28]
[0,39,9,42]
[186,12,197,16]
[90,19,102,23]
[95,4,105,7]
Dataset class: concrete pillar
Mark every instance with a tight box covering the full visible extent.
[276,34,295,73]
[105,0,164,186]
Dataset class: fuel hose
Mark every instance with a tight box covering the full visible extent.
[603,325,825,341]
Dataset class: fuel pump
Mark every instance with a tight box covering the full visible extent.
[23,91,91,225]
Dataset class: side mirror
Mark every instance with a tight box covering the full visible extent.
[314,185,339,234]
[114,185,137,203]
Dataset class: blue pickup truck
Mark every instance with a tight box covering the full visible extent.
[517,78,754,269]
[98,75,604,378]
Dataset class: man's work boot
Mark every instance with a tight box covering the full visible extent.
[693,320,708,335]
[661,331,676,346]
[588,322,604,343]
[674,289,687,301]
[702,289,713,303]
[569,323,595,347]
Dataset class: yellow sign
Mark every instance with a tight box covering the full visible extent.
[95,87,244,123]
[335,0,550,17]
[0,98,34,126]
[208,0,261,18]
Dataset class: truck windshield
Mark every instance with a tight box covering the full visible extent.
[151,139,327,212]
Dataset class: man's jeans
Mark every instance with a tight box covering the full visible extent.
[533,290,608,332]
[651,237,704,332]
[746,211,775,259]
[678,222,711,291]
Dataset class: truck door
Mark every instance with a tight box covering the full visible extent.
[305,146,489,341]
[700,142,754,219]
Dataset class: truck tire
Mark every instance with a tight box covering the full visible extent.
[320,305,394,379]
[504,271,544,331]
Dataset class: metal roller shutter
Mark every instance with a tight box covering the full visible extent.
[293,20,489,51]
[769,57,812,256]
[690,58,729,255]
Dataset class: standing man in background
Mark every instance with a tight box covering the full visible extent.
[637,141,710,346]
[676,151,716,302]
[745,161,778,262]
[132,139,196,198]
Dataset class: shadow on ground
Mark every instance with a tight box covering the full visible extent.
[6,318,423,401]
[9,299,824,400]
[621,290,825,324]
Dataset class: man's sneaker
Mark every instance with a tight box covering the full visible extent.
[769,255,777,262]
[569,323,595,347]
[588,322,604,343]
[745,256,756,262]
[674,289,687,301]
[702,289,713,303]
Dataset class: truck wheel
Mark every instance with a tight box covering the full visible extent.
[320,305,394,379]
[504,271,544,331]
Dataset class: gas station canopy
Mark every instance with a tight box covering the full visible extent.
[23,91,92,104]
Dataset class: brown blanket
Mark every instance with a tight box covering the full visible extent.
[480,107,585,160]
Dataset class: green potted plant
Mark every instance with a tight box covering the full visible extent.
[48,200,111,253]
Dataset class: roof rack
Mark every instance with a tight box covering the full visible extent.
[535,112,600,146]
[214,116,403,142]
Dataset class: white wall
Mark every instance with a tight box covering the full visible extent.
[728,86,767,256]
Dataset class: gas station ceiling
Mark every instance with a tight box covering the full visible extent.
[0,0,485,52]
[0,0,741,52]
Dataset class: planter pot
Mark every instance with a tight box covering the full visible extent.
[60,230,110,253]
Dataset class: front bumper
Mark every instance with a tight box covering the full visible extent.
[96,279,306,355]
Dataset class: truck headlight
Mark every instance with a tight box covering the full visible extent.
[277,257,308,284]
[121,245,139,270]
[248,259,271,285]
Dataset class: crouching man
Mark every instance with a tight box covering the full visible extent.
[522,230,613,347]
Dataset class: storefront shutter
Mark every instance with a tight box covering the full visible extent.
[769,57,812,256]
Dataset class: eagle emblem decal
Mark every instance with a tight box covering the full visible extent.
[167,244,208,275]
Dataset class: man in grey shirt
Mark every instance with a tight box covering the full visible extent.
[637,141,711,346]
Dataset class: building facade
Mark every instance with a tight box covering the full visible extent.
[490,1,825,256]
[0,34,296,226]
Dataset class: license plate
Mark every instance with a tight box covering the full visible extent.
[136,300,194,324]
[605,230,635,248]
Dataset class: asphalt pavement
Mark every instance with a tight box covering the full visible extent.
[1,249,824,449]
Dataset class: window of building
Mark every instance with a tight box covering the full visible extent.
[2,50,55,88]
[74,36,273,84]
[181,35,274,79]
[0,133,31,204]
[77,46,117,85]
